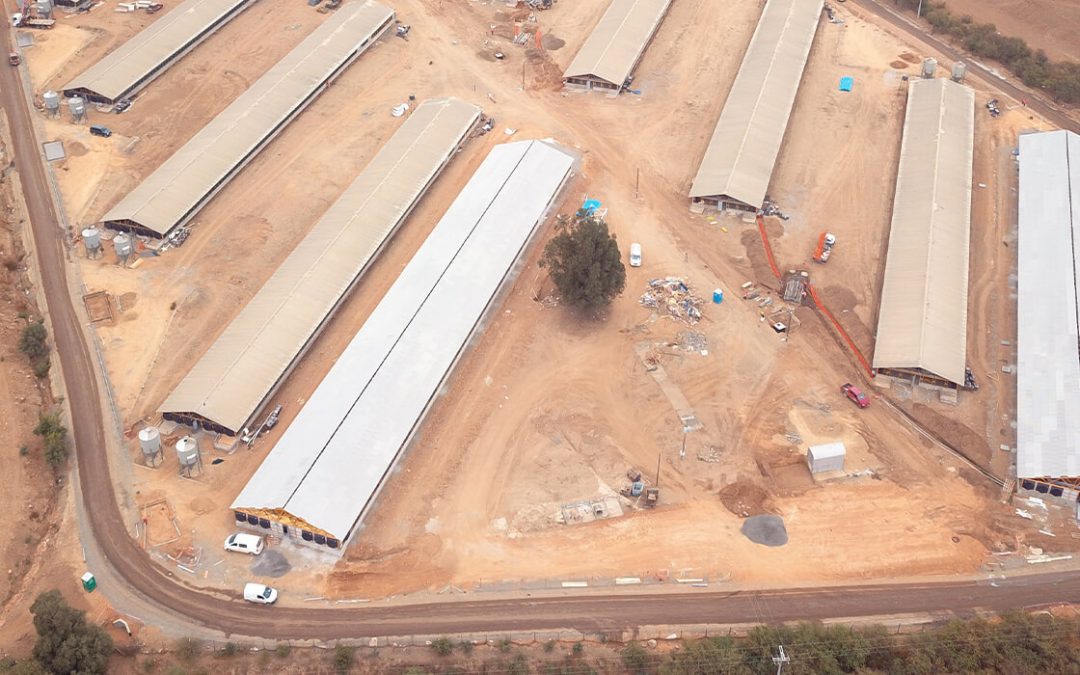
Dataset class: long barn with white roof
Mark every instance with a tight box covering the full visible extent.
[230,140,575,552]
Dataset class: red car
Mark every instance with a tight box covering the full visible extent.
[841,383,870,408]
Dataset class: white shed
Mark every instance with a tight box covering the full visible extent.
[807,442,846,474]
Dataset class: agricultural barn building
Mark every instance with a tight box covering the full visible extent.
[231,140,575,552]
[562,0,672,92]
[160,98,481,437]
[872,78,974,389]
[688,0,823,212]
[62,0,257,105]
[1015,129,1080,492]
[100,1,395,239]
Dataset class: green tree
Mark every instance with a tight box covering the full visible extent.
[621,642,650,674]
[540,212,626,312]
[333,645,353,673]
[33,412,68,467]
[29,590,113,675]
[19,322,48,360]
[430,637,454,656]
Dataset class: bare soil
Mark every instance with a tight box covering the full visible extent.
[12,0,1068,608]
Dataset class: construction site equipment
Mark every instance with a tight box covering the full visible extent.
[841,382,870,408]
[527,0,553,8]
[395,24,410,38]
[644,486,659,507]
[8,52,19,66]
[813,231,836,263]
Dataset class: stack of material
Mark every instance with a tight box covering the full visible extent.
[639,277,703,324]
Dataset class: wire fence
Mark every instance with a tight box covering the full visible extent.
[135,617,951,655]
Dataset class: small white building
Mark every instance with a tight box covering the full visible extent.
[807,442,846,474]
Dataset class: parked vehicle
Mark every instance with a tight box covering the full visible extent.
[814,232,837,263]
[629,242,642,267]
[243,583,277,604]
[224,532,264,555]
[89,124,112,138]
[841,382,870,408]
[8,52,19,66]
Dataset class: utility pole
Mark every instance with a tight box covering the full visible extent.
[916,0,924,18]
[634,167,640,198]
[521,60,526,90]
[680,430,687,460]
[772,645,790,675]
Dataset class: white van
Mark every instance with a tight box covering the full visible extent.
[243,583,278,604]
[224,532,264,555]
[629,242,642,267]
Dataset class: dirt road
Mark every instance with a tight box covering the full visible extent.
[1,2,1078,641]
[853,0,1079,133]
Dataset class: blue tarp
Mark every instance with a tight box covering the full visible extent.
[839,76,854,92]
[582,198,602,214]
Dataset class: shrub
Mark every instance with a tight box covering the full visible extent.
[29,590,112,675]
[621,643,649,674]
[430,637,454,656]
[459,640,474,654]
[19,323,47,359]
[174,637,201,663]
[333,645,354,673]
[34,412,68,467]
[498,638,513,653]
[571,642,584,656]
[217,642,237,657]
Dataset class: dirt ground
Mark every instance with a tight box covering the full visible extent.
[14,0,1074,608]
[938,0,1080,64]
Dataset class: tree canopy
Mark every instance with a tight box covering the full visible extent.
[540,212,626,312]
[33,412,68,467]
[29,590,112,675]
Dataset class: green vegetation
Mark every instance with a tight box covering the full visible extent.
[333,645,354,673]
[430,637,454,656]
[621,642,651,674]
[29,590,113,675]
[658,614,1080,674]
[540,211,626,313]
[174,637,201,663]
[33,411,68,467]
[897,0,1080,104]
[18,321,50,378]
[275,643,292,658]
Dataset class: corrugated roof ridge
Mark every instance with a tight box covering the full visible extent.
[176,98,472,419]
[69,0,232,90]
[916,79,948,370]
[584,0,649,83]
[277,141,540,514]
[105,2,389,230]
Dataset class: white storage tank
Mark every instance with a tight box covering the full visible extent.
[951,61,966,82]
[43,90,60,116]
[175,436,199,467]
[68,96,85,122]
[921,57,937,79]
[113,233,133,258]
[82,227,101,255]
[807,442,846,474]
[138,426,161,457]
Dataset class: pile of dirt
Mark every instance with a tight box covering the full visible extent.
[741,514,788,547]
[250,549,291,578]
[718,481,773,518]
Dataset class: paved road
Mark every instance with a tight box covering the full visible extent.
[853,0,1079,134]
[1,6,1079,641]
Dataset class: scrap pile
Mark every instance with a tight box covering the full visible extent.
[640,277,703,325]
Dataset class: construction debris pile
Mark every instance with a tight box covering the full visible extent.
[760,199,790,220]
[640,277,703,325]
[676,330,708,353]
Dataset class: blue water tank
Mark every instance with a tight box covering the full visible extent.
[712,289,724,304]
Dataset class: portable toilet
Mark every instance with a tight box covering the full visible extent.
[80,571,97,592]
[712,288,724,304]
